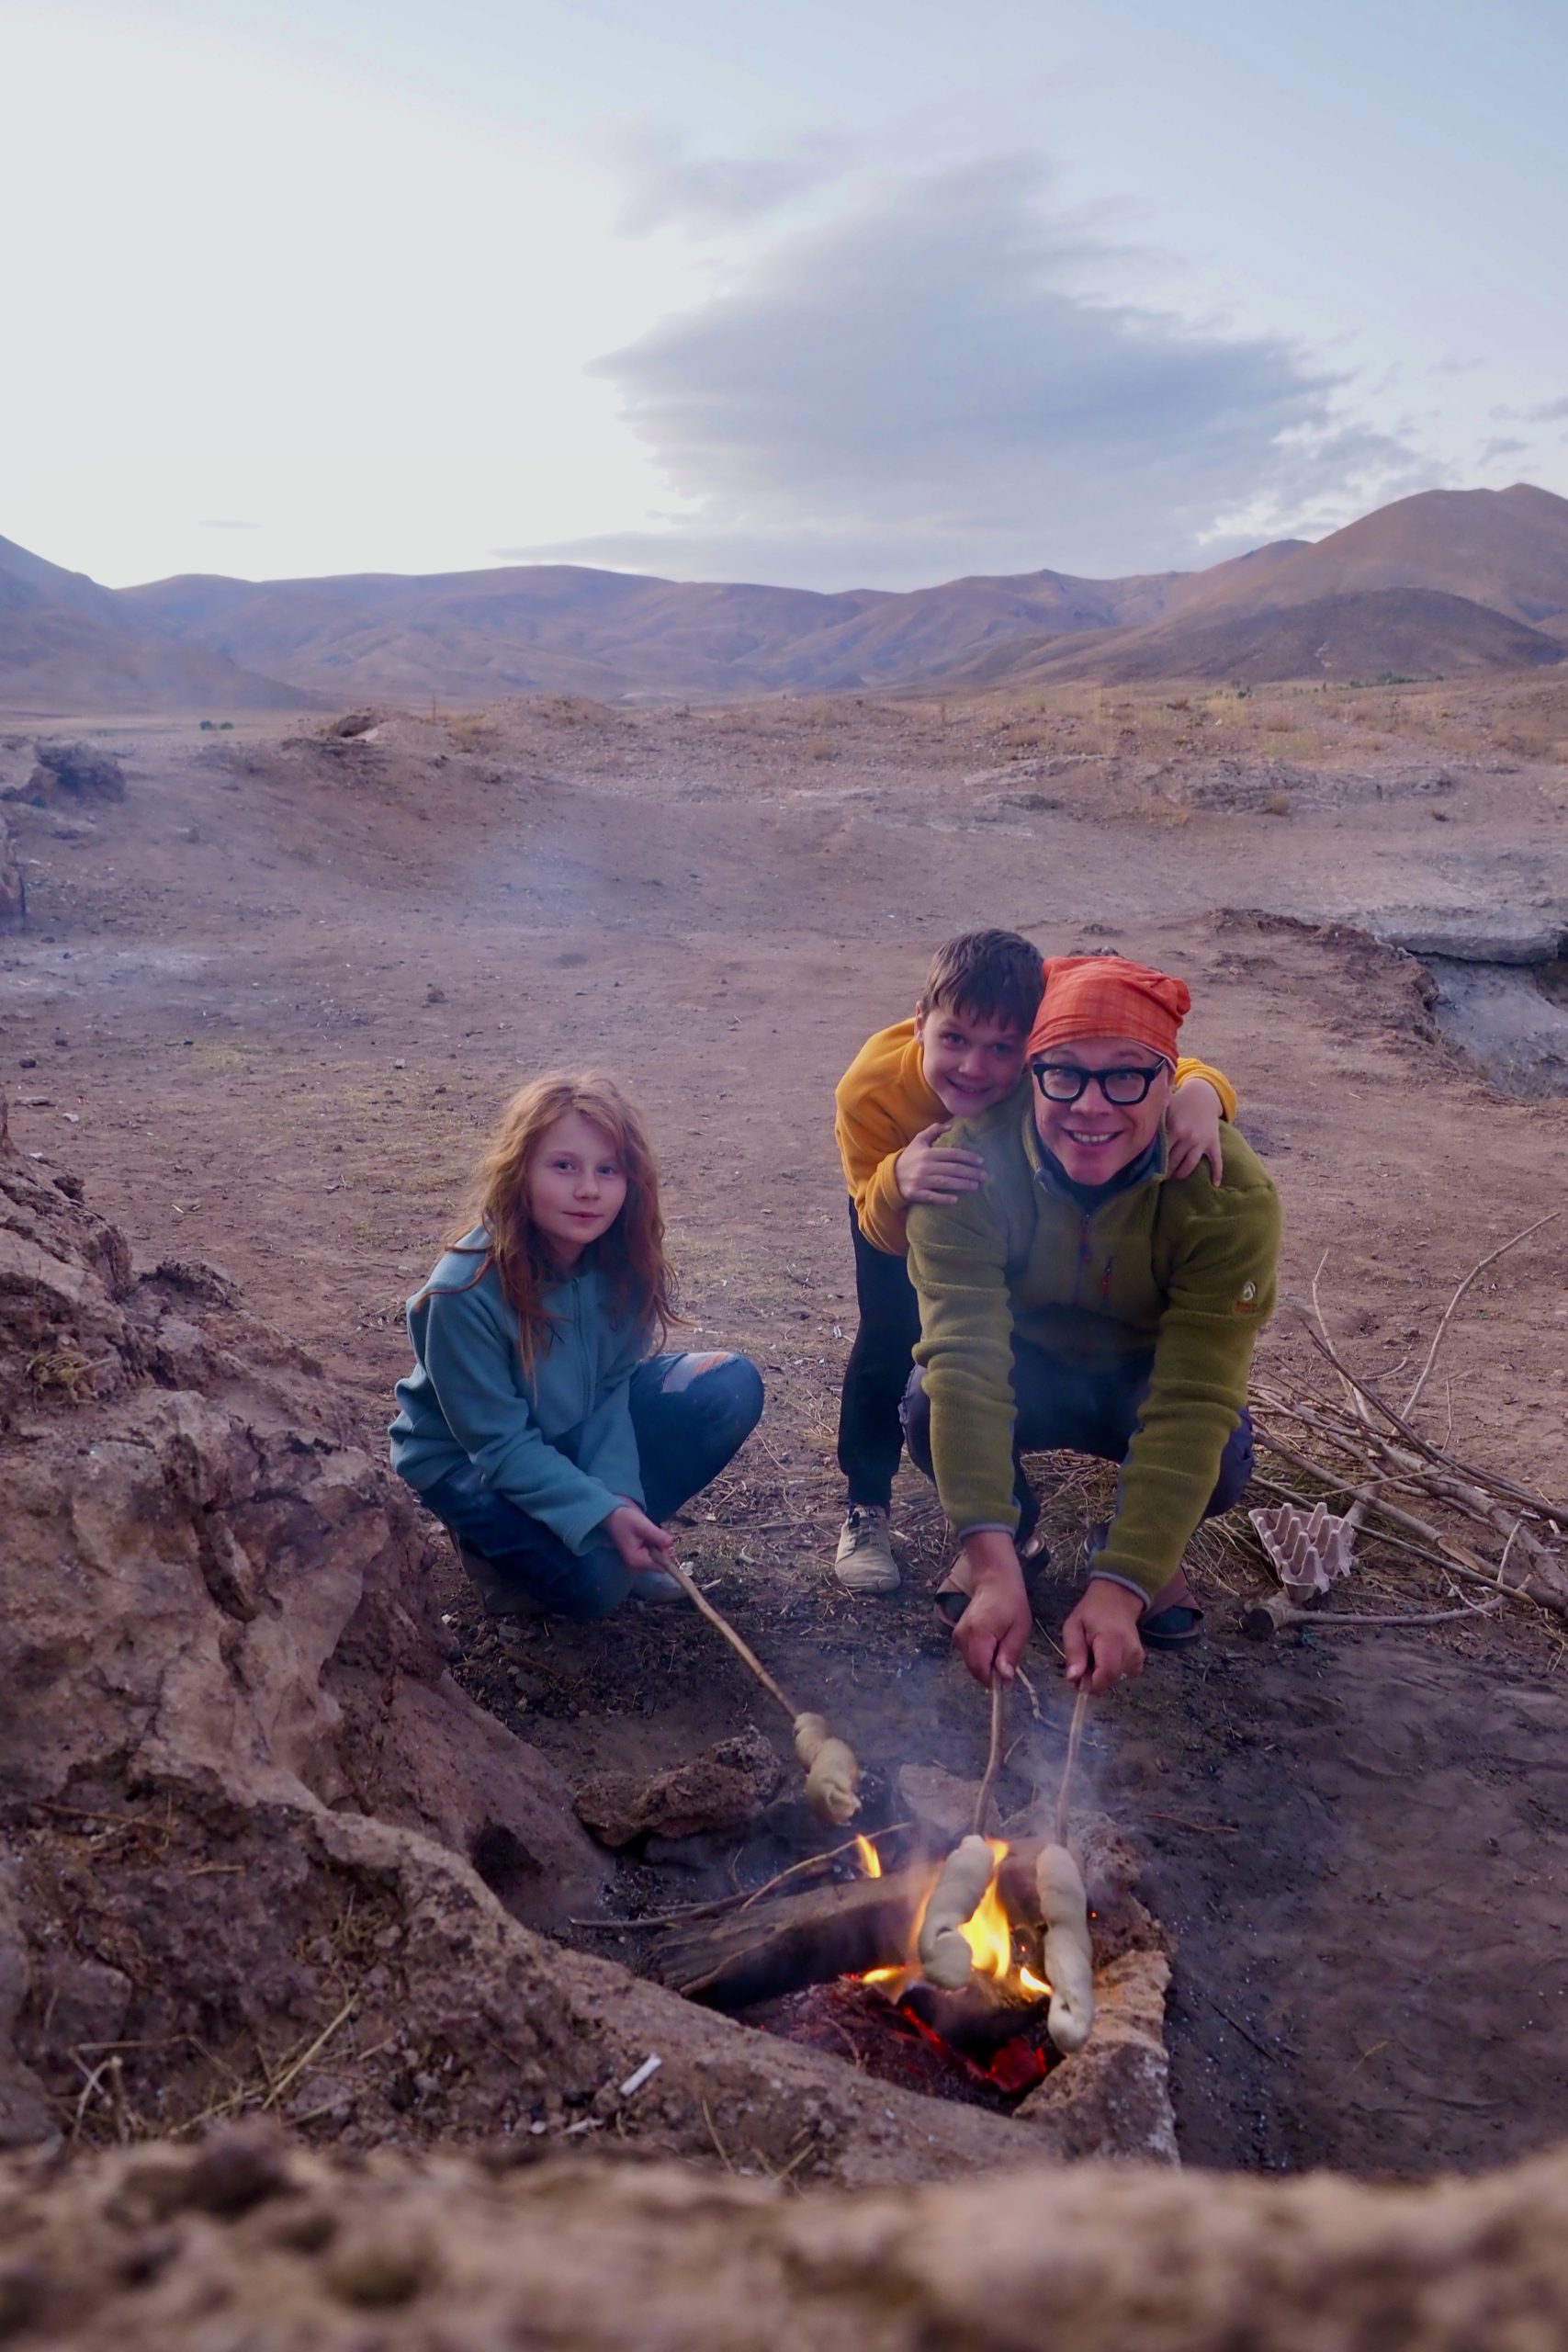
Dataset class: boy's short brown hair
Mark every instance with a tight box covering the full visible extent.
[919,929,1043,1034]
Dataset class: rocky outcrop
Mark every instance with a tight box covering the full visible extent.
[19,741,127,808]
[9,2122,1568,2349]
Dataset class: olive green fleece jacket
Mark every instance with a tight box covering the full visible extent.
[906,1104,1280,1602]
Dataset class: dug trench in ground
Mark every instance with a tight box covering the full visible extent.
[4,701,1568,2177]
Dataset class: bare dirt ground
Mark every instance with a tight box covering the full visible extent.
[4,676,1567,2177]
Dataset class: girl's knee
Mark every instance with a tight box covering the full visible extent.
[705,1353,765,1446]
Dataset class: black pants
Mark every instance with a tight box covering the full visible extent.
[902,1341,1255,1552]
[836,1200,922,1510]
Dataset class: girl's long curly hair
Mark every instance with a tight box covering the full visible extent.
[418,1072,674,1379]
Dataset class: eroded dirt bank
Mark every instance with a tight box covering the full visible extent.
[8,2123,1568,2350]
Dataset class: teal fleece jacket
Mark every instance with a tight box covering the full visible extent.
[389,1232,648,1555]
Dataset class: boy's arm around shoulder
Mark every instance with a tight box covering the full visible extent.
[1174,1052,1237,1125]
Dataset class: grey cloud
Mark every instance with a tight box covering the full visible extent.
[1526,396,1568,424]
[562,158,1426,585]
[613,125,854,238]
[1479,435,1529,463]
[197,518,259,530]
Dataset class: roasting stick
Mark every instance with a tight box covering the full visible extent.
[660,1555,863,1826]
[1053,1682,1091,1848]
[660,1555,799,1718]
[971,1675,1007,1836]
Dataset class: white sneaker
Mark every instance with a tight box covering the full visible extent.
[834,1506,901,1595]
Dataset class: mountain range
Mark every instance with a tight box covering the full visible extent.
[4,484,1566,713]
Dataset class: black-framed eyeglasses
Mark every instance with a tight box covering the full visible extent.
[1031,1060,1167,1105]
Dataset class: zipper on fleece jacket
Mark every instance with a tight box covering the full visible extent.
[1073,1213,1091,1307]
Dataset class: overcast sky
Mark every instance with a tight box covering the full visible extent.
[5,0,1566,591]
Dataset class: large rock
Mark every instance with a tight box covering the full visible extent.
[21,741,127,807]
[1365,908,1567,965]
[575,1728,783,1847]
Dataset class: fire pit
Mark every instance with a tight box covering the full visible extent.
[656,1826,1104,2114]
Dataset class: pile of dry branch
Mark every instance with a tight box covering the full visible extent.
[1244,1214,1567,1638]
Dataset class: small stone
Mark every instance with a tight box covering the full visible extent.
[575,1726,782,1849]
[325,2239,434,2310]
[176,2121,291,2217]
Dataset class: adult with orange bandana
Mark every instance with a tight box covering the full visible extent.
[902,955,1280,1695]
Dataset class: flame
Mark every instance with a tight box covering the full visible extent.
[1018,1964,1051,1999]
[853,1835,882,1880]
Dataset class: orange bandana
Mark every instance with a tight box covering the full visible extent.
[1028,955,1191,1067]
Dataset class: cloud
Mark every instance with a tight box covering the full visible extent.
[534,157,1428,587]
[1479,435,1529,463]
[1525,395,1568,424]
[197,518,259,530]
[612,125,854,238]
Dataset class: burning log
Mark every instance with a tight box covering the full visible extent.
[657,1865,931,2008]
[660,1837,1056,2015]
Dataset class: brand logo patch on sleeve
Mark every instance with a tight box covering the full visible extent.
[1233,1279,1259,1313]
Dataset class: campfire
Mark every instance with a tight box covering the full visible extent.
[656,1823,1091,2109]
[853,1833,1059,2097]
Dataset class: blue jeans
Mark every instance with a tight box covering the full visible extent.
[902,1341,1253,1550]
[417,1350,763,1620]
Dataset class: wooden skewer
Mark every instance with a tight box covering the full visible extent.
[1054,1682,1090,1848]
[660,1555,801,1723]
[972,1679,1006,1835]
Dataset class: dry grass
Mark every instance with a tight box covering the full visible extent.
[27,1345,101,1402]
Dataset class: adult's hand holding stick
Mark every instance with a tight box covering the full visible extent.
[951,1532,1033,1686]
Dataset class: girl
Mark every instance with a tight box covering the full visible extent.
[390,1073,763,1619]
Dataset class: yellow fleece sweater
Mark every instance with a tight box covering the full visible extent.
[834,1020,1239,1255]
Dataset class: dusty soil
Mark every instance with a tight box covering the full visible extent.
[3,680,1567,2178]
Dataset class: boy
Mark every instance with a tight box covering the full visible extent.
[831,930,1235,1593]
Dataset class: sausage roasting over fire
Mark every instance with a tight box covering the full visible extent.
[915,1833,996,1990]
[1036,1840,1094,2052]
[791,1713,862,1826]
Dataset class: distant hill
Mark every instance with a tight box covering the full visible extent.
[991,586,1566,690]
[0,535,315,714]
[968,486,1568,691]
[119,558,1213,704]
[6,482,1568,710]
[1170,484,1568,637]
